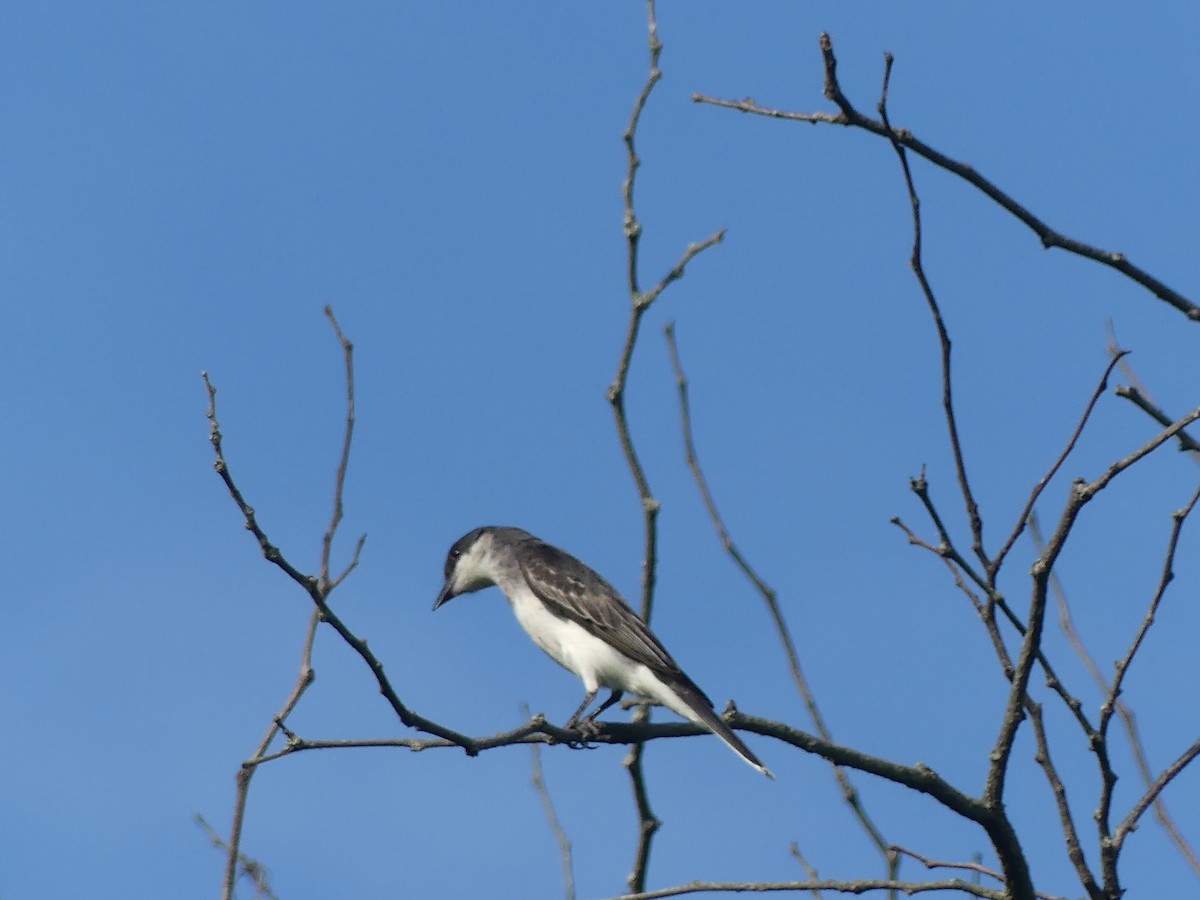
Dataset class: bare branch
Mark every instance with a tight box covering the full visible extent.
[599,877,1006,900]
[877,51,987,570]
[890,844,1073,900]
[203,372,314,592]
[523,703,576,900]
[197,814,278,900]
[607,1,724,887]
[225,707,983,824]
[984,401,1200,882]
[204,334,477,760]
[1116,386,1200,456]
[664,322,895,887]
[898,476,1097,742]
[1034,508,1200,880]
[991,351,1129,578]
[608,2,727,890]
[318,306,364,590]
[788,843,825,900]
[232,712,773,765]
[1104,322,1200,459]
[891,513,1004,652]
[1115,736,1200,857]
[608,0,724,623]
[896,510,1023,684]
[624,731,661,896]
[1105,479,1200,728]
[612,2,666,889]
[693,34,1200,322]
[220,602,320,897]
[1114,709,1200,878]
[1096,479,1200,887]
[1026,703,1104,900]
[639,231,725,312]
[328,533,367,591]
[1082,407,1200,500]
[875,63,1037,898]
[879,303,1196,900]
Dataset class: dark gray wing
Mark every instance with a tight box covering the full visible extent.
[517,535,712,701]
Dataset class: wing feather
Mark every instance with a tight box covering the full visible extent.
[509,530,766,775]
[516,536,700,692]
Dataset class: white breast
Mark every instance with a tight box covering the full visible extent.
[501,581,697,722]
[504,582,615,688]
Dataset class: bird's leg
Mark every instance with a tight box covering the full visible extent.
[575,689,623,740]
[563,689,599,731]
[584,689,623,723]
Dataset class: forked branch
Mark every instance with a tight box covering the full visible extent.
[693,34,1200,322]
[608,1,724,891]
[664,322,895,889]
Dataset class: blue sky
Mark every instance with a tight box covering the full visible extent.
[2,3,1198,898]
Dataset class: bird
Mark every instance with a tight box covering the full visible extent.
[433,525,773,778]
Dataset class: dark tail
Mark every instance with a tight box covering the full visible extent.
[670,679,774,779]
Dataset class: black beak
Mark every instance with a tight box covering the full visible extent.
[433,580,455,611]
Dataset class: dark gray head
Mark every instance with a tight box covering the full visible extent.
[433,526,532,610]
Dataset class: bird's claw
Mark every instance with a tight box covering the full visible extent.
[562,716,602,749]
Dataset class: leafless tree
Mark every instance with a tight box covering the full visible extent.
[201,4,1200,899]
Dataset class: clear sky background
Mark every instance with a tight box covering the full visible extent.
[2,3,1198,899]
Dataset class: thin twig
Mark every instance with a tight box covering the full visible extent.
[1080,406,1200,501]
[1042,497,1200,883]
[1105,477,1200,721]
[226,608,317,899]
[1106,323,1200,461]
[599,877,1007,900]
[876,60,1035,899]
[1026,702,1103,900]
[319,305,363,591]
[1104,323,1200,459]
[204,311,479,899]
[890,844,1072,900]
[1115,736,1200,858]
[608,0,724,623]
[204,371,313,590]
[664,322,895,890]
[991,351,1129,579]
[608,1,724,891]
[223,711,766,764]
[898,474,1096,739]
[1096,479,1200,888]
[877,52,987,572]
[893,510,1021,683]
[693,35,1200,322]
[788,843,824,900]
[624,734,661,896]
[1115,386,1200,456]
[197,814,279,900]
[876,56,1199,900]
[905,349,1139,778]
[216,547,320,896]
[984,402,1200,898]
[203,366,475,754]
[612,3,664,890]
[523,703,576,900]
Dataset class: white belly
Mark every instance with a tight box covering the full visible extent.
[504,583,698,723]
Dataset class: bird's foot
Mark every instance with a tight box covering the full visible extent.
[561,715,602,749]
[576,716,604,740]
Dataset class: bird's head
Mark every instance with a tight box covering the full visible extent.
[433,526,504,610]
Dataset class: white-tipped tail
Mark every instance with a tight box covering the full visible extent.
[649,675,774,778]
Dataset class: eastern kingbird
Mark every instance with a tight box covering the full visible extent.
[434,526,772,778]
